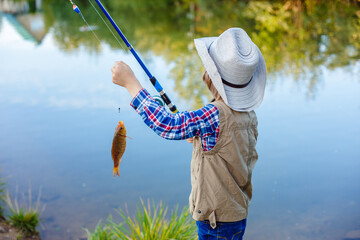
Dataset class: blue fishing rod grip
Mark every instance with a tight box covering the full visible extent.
[150,77,178,113]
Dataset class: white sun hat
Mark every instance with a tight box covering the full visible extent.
[194,27,267,111]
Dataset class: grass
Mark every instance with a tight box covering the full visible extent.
[0,177,5,218]
[85,199,198,240]
[5,187,45,236]
[85,221,113,240]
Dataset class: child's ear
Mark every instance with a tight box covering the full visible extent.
[202,71,211,87]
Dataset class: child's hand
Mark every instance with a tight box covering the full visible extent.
[186,137,194,143]
[111,61,143,97]
[111,61,135,87]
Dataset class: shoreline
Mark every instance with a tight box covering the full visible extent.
[0,218,41,240]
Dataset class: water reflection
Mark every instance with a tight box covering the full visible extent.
[3,0,359,107]
[56,1,360,107]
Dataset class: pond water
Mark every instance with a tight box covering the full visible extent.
[0,1,360,239]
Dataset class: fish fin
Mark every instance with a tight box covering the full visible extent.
[113,166,120,177]
[119,134,132,139]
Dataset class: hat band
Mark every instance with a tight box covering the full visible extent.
[222,76,253,89]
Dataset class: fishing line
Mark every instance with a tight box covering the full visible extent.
[87,0,127,51]
[67,0,178,113]
[78,13,102,44]
[68,0,127,52]
[68,0,102,44]
[94,0,178,113]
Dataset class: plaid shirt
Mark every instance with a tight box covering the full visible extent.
[130,89,219,151]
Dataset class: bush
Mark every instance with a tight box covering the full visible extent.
[5,188,45,236]
[85,199,198,240]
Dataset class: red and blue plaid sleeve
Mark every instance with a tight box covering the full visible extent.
[130,89,219,151]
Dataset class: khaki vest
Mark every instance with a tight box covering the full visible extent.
[189,100,258,229]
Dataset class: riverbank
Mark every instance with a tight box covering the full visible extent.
[0,218,40,240]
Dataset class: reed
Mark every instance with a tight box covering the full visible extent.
[0,177,5,217]
[85,199,198,240]
[84,220,113,240]
[5,187,45,236]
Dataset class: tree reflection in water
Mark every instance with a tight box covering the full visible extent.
[10,0,360,108]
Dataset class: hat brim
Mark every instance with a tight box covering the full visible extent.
[194,37,266,111]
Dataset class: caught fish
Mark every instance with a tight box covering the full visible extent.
[111,121,129,177]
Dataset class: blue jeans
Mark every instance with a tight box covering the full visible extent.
[196,219,246,240]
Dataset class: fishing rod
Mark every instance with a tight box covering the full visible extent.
[68,0,178,113]
[94,0,178,113]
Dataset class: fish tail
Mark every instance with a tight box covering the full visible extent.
[113,165,120,177]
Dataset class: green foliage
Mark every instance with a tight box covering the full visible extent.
[84,221,113,240]
[8,208,39,235]
[11,0,360,106]
[84,199,198,240]
[5,188,45,236]
[0,177,5,217]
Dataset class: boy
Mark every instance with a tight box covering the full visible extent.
[111,28,266,240]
